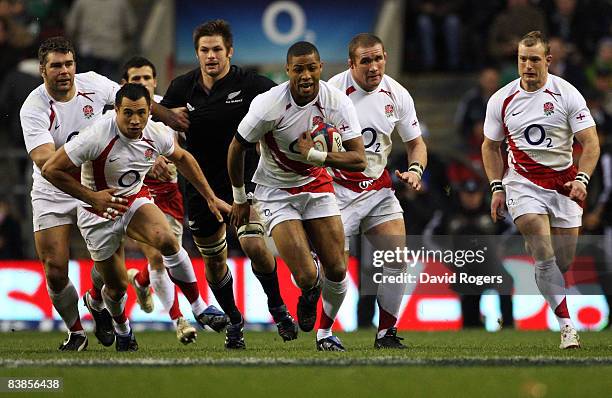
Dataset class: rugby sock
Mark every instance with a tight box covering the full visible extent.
[208,268,242,325]
[101,286,130,335]
[316,275,348,340]
[168,289,182,320]
[163,247,206,315]
[48,280,83,333]
[149,267,183,320]
[89,266,105,311]
[535,256,574,329]
[252,260,284,310]
[376,265,406,337]
[135,264,150,287]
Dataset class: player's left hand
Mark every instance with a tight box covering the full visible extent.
[564,180,587,202]
[230,201,250,228]
[296,131,314,157]
[166,107,190,132]
[395,169,421,191]
[149,156,176,181]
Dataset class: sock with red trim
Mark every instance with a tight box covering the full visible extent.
[47,280,83,333]
[163,247,206,315]
[101,286,130,335]
[316,275,348,340]
[535,256,574,329]
[376,265,406,338]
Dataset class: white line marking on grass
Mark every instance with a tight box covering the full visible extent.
[2,357,612,368]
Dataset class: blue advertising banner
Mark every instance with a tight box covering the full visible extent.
[175,0,381,65]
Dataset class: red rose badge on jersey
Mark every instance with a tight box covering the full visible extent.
[83,105,94,119]
[543,102,554,116]
[144,148,154,161]
[385,104,394,117]
[312,116,324,126]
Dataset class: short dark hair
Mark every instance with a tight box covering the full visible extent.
[193,19,233,51]
[115,83,151,107]
[348,33,384,62]
[122,56,157,81]
[286,41,320,64]
[519,31,550,55]
[38,36,76,65]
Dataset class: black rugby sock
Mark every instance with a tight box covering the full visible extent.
[208,268,242,325]
[253,260,284,310]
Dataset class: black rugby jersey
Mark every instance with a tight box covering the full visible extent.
[161,65,275,191]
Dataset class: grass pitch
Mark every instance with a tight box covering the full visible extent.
[1,330,612,397]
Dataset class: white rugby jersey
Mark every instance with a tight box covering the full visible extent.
[484,74,595,176]
[237,80,361,188]
[64,116,175,200]
[328,70,422,191]
[20,72,119,191]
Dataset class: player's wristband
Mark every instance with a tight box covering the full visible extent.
[575,172,590,187]
[307,148,327,166]
[408,162,424,179]
[490,180,504,193]
[232,186,248,205]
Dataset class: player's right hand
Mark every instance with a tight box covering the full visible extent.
[490,191,506,223]
[206,196,226,223]
[230,202,250,229]
[91,188,129,220]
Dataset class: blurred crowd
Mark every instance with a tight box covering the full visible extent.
[0,2,610,328]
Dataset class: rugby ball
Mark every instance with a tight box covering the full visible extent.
[310,122,343,152]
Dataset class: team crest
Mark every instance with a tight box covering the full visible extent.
[543,102,554,116]
[312,116,324,126]
[82,105,94,119]
[385,104,394,117]
[144,148,154,161]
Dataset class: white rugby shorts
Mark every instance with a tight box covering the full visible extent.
[253,184,340,236]
[31,187,80,232]
[334,184,403,250]
[503,169,582,228]
[77,197,154,261]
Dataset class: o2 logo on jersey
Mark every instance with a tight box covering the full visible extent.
[543,102,554,116]
[361,127,381,153]
[82,105,94,119]
[524,124,552,148]
[118,170,141,188]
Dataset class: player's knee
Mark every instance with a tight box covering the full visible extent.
[194,233,227,260]
[241,237,271,266]
[293,267,318,290]
[156,233,180,256]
